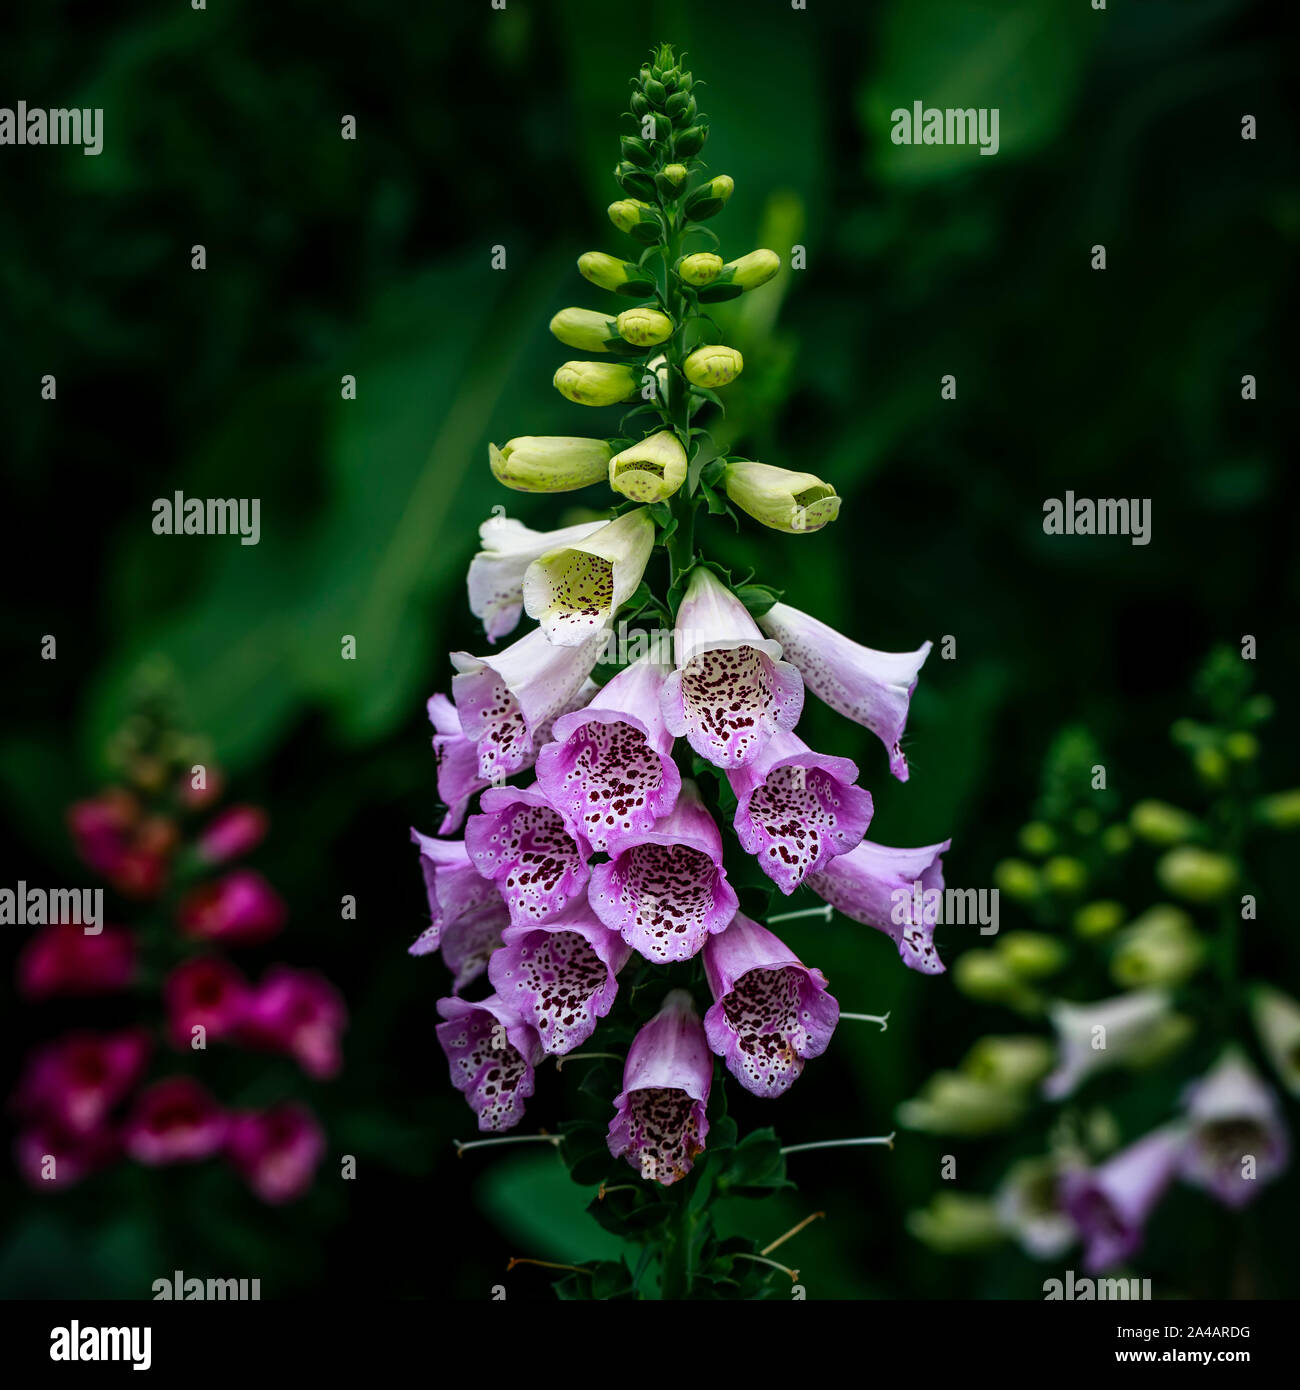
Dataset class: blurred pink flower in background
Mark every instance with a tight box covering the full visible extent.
[17,923,136,1000]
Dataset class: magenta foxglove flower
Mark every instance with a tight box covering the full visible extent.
[703,912,838,1097]
[465,784,591,926]
[1178,1049,1289,1209]
[451,625,608,780]
[468,512,606,644]
[226,1103,327,1204]
[17,923,135,1000]
[758,602,930,782]
[436,995,544,1132]
[410,828,503,953]
[239,967,349,1080]
[728,728,873,894]
[177,868,287,946]
[607,989,712,1185]
[15,1119,118,1190]
[488,907,632,1055]
[164,956,250,1048]
[1061,1124,1187,1273]
[661,567,803,768]
[805,837,952,975]
[588,779,739,963]
[536,655,682,852]
[15,1029,150,1135]
[427,694,490,835]
[123,1077,229,1165]
[435,902,511,994]
[195,805,269,864]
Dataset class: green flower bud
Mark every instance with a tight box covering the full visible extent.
[629,91,650,117]
[674,124,707,157]
[666,91,695,124]
[1249,985,1300,1097]
[906,1194,1004,1254]
[683,344,743,388]
[992,857,1039,902]
[684,174,734,222]
[1110,905,1205,989]
[644,77,667,107]
[1073,808,1100,836]
[898,1071,1025,1135]
[615,306,674,347]
[488,436,613,493]
[1242,693,1274,725]
[1017,822,1056,857]
[619,135,654,169]
[961,1035,1055,1091]
[577,252,656,298]
[607,198,658,243]
[1130,798,1200,846]
[953,950,1041,1012]
[608,428,688,503]
[553,361,640,407]
[1042,855,1088,895]
[1073,899,1126,939]
[1256,788,1300,829]
[549,307,618,353]
[726,248,780,291]
[722,460,840,534]
[1155,845,1237,903]
[1193,744,1229,786]
[1101,823,1133,855]
[677,252,723,285]
[615,164,658,201]
[997,931,1068,980]
[1125,1011,1194,1070]
[1225,730,1259,762]
[658,163,689,197]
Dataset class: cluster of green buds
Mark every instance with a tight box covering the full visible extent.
[490,42,838,547]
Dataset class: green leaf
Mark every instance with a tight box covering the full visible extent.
[734,583,783,618]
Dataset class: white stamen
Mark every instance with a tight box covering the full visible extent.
[767,903,834,925]
[839,1011,890,1032]
[455,1134,562,1156]
[780,1132,896,1156]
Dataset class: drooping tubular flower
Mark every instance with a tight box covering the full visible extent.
[523,507,656,646]
[436,994,543,1133]
[589,779,738,963]
[806,837,952,975]
[721,461,841,535]
[536,655,681,852]
[607,989,711,1185]
[757,601,931,782]
[1041,989,1179,1100]
[465,784,591,927]
[488,436,612,494]
[451,624,607,779]
[488,906,632,1056]
[728,727,873,894]
[608,429,688,503]
[410,829,504,953]
[702,913,838,1097]
[661,566,803,768]
[468,512,606,644]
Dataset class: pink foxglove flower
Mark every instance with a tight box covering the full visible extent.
[226,1103,326,1204]
[536,655,681,852]
[1042,990,1176,1100]
[164,956,250,1048]
[17,923,135,1000]
[661,567,803,768]
[728,728,873,894]
[702,913,838,1097]
[469,512,606,644]
[436,995,543,1132]
[588,779,738,963]
[410,829,503,953]
[177,868,287,945]
[607,989,711,1185]
[433,902,511,994]
[451,626,608,780]
[465,785,591,926]
[195,805,269,864]
[15,1029,151,1135]
[806,837,952,975]
[427,694,490,835]
[488,907,632,1055]
[758,602,930,782]
[123,1077,228,1164]
[1178,1049,1289,1209]
[16,1120,118,1190]
[240,967,348,1080]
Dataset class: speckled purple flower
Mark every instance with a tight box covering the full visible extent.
[661,567,803,769]
[435,994,544,1133]
[488,904,632,1055]
[1179,1049,1289,1209]
[465,784,590,927]
[806,837,951,975]
[409,829,503,955]
[536,655,681,853]
[703,912,838,1097]
[758,602,930,782]
[434,903,510,994]
[607,989,711,1185]
[729,728,873,894]
[427,694,489,835]
[588,779,738,963]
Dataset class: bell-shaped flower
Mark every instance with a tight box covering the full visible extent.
[226,1103,327,1204]
[554,360,640,407]
[425,694,489,835]
[122,1077,228,1165]
[994,1156,1077,1260]
[176,869,286,946]
[1250,985,1300,1097]
[758,601,930,782]
[728,728,873,894]
[468,512,606,645]
[588,779,738,963]
[522,507,655,646]
[805,837,952,975]
[239,967,348,1081]
[1042,989,1180,1100]
[450,625,607,780]
[608,429,688,503]
[702,912,838,1097]
[17,922,135,1000]
[607,988,711,1185]
[489,436,612,493]
[722,461,841,534]
[897,1072,1027,1136]
[1178,1049,1289,1209]
[1060,1125,1187,1273]
[410,829,503,953]
[536,655,681,852]
[164,956,249,1048]
[435,994,543,1133]
[549,307,619,353]
[434,900,510,994]
[15,1028,151,1135]
[465,784,590,927]
[661,566,803,768]
[488,904,632,1056]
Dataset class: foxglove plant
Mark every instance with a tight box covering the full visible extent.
[412,44,949,1299]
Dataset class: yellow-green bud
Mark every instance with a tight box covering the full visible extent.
[684,174,734,221]
[607,198,652,235]
[1130,798,1200,846]
[1193,744,1229,786]
[549,307,618,353]
[1111,905,1205,989]
[1017,822,1056,857]
[1249,985,1300,1097]
[906,1193,1004,1254]
[997,931,1068,980]
[553,360,640,407]
[683,344,743,388]
[488,436,613,493]
[1101,823,1133,855]
[961,1035,1055,1091]
[722,460,840,534]
[1155,846,1237,903]
[1073,899,1126,939]
[953,950,1041,1012]
[992,858,1039,902]
[1042,855,1088,895]
[1125,1012,1195,1070]
[678,252,723,286]
[660,163,688,191]
[1225,730,1259,762]
[897,1072,1025,1136]
[1256,789,1300,829]
[577,251,655,298]
[608,429,688,503]
[615,306,674,347]
[726,248,780,291]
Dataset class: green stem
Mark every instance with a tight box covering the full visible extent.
[658,1201,694,1300]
